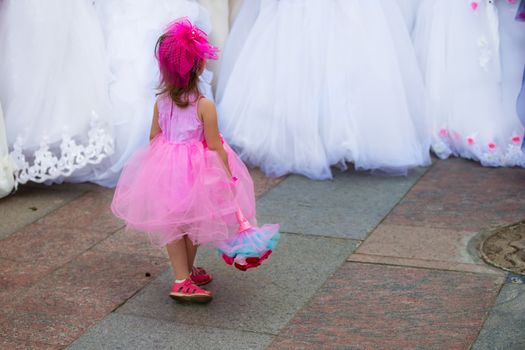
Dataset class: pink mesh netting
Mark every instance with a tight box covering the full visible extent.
[156,17,219,88]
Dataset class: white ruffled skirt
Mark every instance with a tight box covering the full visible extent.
[0,0,114,185]
[413,0,525,167]
[218,0,431,179]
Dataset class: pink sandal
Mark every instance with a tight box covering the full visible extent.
[170,278,213,303]
[190,266,213,286]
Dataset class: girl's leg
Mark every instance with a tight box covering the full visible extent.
[166,239,190,280]
[184,235,198,270]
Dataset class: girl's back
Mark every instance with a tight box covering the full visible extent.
[157,94,204,143]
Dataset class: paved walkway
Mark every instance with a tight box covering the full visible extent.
[0,159,524,349]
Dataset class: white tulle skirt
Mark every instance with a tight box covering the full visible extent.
[397,0,422,32]
[0,0,114,185]
[90,0,214,187]
[0,103,15,198]
[413,0,525,167]
[217,0,431,179]
[216,0,261,102]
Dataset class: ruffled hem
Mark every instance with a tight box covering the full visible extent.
[217,224,280,271]
[432,130,525,167]
[216,224,280,258]
[111,136,256,247]
[10,116,114,184]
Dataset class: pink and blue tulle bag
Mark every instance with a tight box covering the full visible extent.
[216,176,280,271]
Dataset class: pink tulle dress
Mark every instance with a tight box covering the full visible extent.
[111,93,256,247]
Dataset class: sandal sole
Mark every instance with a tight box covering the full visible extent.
[169,293,213,304]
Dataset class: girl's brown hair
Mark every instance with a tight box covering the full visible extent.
[155,34,203,108]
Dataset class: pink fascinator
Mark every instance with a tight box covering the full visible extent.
[156,17,219,88]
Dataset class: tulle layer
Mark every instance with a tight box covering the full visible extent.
[216,224,280,259]
[519,71,525,150]
[111,136,256,247]
[414,0,525,167]
[0,104,15,198]
[217,0,431,179]
[217,224,280,271]
[0,0,114,184]
[89,0,213,187]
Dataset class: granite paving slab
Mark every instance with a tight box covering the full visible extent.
[36,189,124,234]
[350,224,502,275]
[472,282,525,350]
[0,223,108,266]
[269,262,503,350]
[0,257,54,306]
[67,313,273,350]
[249,168,286,198]
[115,233,360,335]
[0,336,62,350]
[0,250,168,346]
[257,168,427,239]
[0,184,88,240]
[384,159,525,231]
[93,227,169,259]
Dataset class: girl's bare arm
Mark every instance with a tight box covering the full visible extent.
[199,98,232,176]
[149,102,161,141]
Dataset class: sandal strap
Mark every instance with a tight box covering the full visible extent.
[192,267,206,276]
[175,279,208,294]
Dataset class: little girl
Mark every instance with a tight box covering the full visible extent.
[111,18,256,303]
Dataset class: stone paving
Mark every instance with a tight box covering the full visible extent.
[0,160,524,349]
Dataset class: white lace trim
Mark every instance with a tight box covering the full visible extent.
[10,115,114,184]
[471,0,500,72]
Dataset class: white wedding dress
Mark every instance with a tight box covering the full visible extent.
[197,0,229,48]
[216,0,261,102]
[414,0,525,167]
[91,0,214,187]
[0,102,15,198]
[197,0,245,89]
[0,0,114,185]
[217,0,431,179]
[397,0,422,32]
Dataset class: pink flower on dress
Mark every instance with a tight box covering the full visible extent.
[508,0,517,4]
[471,1,479,10]
[488,142,497,151]
[438,128,448,138]
[511,135,522,145]
[466,136,475,145]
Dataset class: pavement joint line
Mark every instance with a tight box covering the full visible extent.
[0,221,126,264]
[344,259,509,277]
[347,252,503,275]
[279,230,364,243]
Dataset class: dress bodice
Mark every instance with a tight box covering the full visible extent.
[157,94,204,143]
